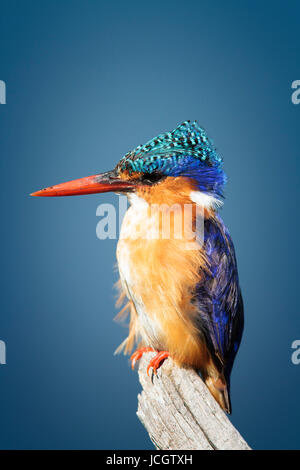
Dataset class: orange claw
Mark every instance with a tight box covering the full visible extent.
[130,347,156,370]
[146,351,170,376]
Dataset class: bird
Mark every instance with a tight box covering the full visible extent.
[31,120,244,414]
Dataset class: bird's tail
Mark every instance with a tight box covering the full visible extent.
[204,375,231,414]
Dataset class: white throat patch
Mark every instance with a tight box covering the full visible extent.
[189,190,223,209]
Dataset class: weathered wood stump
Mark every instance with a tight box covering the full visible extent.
[137,352,251,450]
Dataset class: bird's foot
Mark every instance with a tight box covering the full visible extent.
[130,348,170,375]
[146,351,170,376]
[130,347,156,370]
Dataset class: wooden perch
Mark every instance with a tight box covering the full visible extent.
[136,352,251,450]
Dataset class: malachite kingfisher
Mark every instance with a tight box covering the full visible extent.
[31,121,244,414]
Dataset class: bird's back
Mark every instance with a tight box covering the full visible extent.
[194,215,244,412]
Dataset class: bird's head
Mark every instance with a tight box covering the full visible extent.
[31,121,226,208]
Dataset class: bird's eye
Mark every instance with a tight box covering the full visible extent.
[141,172,165,185]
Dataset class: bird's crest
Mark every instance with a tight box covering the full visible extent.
[116,121,223,175]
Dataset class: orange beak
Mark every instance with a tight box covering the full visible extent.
[30,171,136,197]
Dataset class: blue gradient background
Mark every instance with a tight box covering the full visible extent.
[0,0,299,450]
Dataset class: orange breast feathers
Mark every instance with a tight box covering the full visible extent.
[116,176,216,370]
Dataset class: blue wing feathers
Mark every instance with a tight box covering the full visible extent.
[195,215,244,380]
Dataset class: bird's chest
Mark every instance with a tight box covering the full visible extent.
[116,198,165,346]
[116,196,205,350]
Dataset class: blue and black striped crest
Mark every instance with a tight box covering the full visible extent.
[116,121,223,175]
